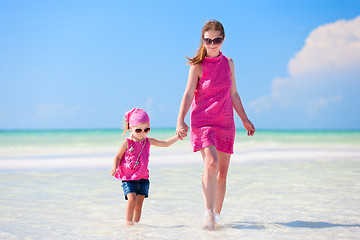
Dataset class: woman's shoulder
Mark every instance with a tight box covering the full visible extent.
[189,63,203,77]
[225,56,234,64]
[225,57,235,71]
[189,62,202,70]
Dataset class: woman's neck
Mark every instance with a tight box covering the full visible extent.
[206,51,221,58]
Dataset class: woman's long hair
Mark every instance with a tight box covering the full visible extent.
[186,20,225,65]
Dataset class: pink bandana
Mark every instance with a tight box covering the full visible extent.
[124,108,150,127]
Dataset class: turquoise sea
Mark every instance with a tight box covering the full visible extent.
[0,129,360,239]
[1,129,359,158]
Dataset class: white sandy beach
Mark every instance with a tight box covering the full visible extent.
[1,142,359,170]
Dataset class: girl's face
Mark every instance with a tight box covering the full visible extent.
[130,122,150,141]
[203,30,224,57]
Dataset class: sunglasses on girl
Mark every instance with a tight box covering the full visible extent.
[134,127,151,133]
[203,37,223,45]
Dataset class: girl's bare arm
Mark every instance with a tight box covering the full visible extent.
[149,135,180,147]
[110,140,128,176]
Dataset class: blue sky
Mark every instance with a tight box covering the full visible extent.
[1,0,359,130]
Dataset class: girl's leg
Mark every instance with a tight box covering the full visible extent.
[200,145,219,229]
[133,195,145,223]
[125,193,137,225]
[214,151,231,215]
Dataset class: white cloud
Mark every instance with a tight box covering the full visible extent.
[249,16,360,120]
[248,96,271,114]
[310,94,343,114]
[288,16,360,75]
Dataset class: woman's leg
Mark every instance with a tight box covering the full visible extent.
[125,193,137,225]
[133,195,145,223]
[200,145,219,212]
[214,151,231,215]
[200,145,219,229]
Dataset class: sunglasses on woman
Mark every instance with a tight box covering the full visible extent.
[203,37,223,45]
[134,127,151,133]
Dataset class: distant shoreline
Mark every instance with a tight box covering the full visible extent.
[1,128,360,133]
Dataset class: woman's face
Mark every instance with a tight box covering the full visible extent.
[203,30,224,57]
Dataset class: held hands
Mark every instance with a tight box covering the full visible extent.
[176,119,254,137]
[243,119,255,136]
[176,121,188,140]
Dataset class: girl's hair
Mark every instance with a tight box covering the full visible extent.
[186,20,225,65]
[122,120,130,135]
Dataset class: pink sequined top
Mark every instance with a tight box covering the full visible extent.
[190,52,235,154]
[115,137,150,181]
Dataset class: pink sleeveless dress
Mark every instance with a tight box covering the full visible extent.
[114,137,150,181]
[190,52,235,154]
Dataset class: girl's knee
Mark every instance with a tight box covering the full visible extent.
[134,195,145,210]
[127,193,137,204]
[135,202,144,211]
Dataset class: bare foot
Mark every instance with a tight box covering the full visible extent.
[202,210,215,230]
[214,213,221,225]
[125,221,134,226]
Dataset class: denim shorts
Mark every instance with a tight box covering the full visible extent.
[121,179,150,200]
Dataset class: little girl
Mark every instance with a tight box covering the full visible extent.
[111,108,180,225]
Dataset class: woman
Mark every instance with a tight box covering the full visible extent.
[176,20,255,230]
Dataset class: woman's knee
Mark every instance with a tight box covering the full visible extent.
[202,146,218,165]
[204,155,218,175]
[217,170,228,184]
[217,151,231,184]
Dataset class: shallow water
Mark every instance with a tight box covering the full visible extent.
[0,129,360,239]
[1,160,359,239]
